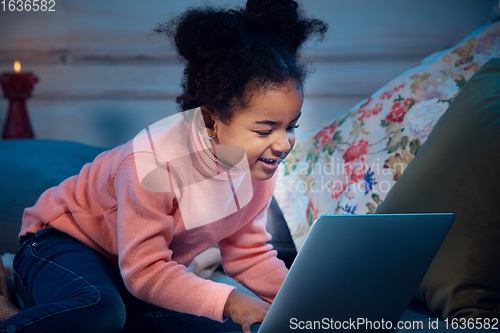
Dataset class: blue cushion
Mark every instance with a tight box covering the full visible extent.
[0,139,106,253]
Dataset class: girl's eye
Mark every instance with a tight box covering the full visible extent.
[256,124,299,137]
[256,130,272,137]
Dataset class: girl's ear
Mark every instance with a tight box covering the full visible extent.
[199,106,217,131]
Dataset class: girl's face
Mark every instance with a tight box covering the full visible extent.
[203,82,303,180]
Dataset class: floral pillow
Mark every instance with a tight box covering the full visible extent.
[275,20,500,250]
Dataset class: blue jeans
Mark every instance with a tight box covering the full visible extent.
[0,228,251,333]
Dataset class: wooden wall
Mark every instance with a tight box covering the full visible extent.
[0,0,496,148]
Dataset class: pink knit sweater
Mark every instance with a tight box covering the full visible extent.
[20,110,288,322]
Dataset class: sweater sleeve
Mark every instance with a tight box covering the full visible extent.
[114,155,236,322]
[218,200,289,304]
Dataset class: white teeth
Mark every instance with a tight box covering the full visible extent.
[260,158,278,164]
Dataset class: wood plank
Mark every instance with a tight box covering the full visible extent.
[305,61,417,97]
[304,0,496,58]
[0,60,419,99]
[0,96,363,147]
[0,0,495,148]
[0,99,178,148]
[0,0,495,64]
[0,62,185,99]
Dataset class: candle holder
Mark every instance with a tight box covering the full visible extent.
[0,70,38,139]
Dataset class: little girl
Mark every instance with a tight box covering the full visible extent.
[0,1,327,332]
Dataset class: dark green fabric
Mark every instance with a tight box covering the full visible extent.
[376,58,500,319]
[0,139,106,254]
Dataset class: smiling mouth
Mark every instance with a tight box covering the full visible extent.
[258,158,282,165]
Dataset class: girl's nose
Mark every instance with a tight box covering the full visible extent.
[273,132,292,154]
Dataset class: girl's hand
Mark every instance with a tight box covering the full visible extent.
[223,290,270,333]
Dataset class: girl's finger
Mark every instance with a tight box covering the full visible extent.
[242,319,251,333]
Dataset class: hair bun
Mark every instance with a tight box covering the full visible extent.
[155,1,328,117]
[159,8,247,61]
[245,0,299,18]
[243,0,327,54]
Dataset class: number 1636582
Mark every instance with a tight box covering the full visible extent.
[2,0,55,11]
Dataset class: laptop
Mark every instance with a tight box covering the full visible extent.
[223,213,454,333]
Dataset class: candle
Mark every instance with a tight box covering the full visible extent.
[0,61,39,139]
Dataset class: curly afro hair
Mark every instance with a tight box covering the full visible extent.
[154,0,328,123]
